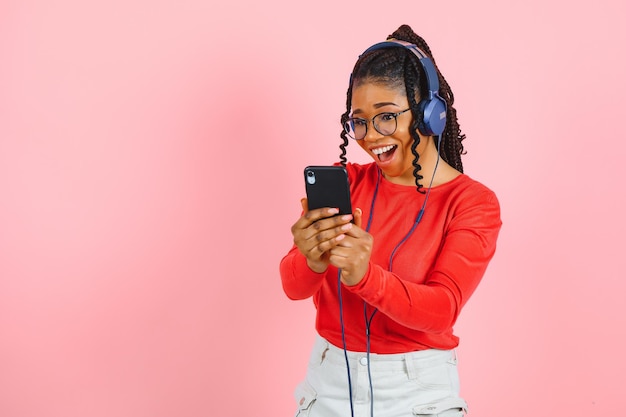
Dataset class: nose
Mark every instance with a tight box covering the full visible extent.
[362,120,383,142]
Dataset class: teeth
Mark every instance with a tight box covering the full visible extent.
[372,145,395,155]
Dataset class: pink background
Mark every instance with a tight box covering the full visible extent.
[1,1,625,416]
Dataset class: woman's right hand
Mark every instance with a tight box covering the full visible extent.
[290,198,354,273]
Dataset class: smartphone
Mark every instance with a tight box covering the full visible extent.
[304,165,352,216]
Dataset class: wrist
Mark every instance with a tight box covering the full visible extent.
[306,259,328,274]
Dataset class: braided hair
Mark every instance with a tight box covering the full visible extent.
[339,24,466,192]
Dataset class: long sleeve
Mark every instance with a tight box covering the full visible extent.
[278,162,502,353]
[346,189,501,333]
[280,246,326,300]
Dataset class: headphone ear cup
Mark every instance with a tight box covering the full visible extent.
[418,97,447,136]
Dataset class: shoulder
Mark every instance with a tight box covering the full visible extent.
[439,174,498,204]
[435,174,502,229]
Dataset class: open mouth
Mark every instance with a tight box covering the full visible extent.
[372,145,397,162]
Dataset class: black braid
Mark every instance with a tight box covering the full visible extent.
[402,54,425,193]
[339,24,466,190]
[339,81,351,166]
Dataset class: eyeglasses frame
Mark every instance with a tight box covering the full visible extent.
[343,108,411,140]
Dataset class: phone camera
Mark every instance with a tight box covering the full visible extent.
[306,170,316,185]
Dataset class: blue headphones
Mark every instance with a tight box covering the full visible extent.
[358,40,447,137]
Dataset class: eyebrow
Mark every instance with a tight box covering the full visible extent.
[352,102,400,115]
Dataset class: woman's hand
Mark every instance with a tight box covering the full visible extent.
[290,198,354,273]
[328,208,373,286]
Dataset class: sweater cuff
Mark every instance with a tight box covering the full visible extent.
[345,262,376,295]
[294,252,327,279]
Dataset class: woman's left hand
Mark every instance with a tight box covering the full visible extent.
[328,208,374,286]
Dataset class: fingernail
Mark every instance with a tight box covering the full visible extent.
[328,208,339,214]
[341,214,352,221]
[341,223,352,231]
[336,234,345,241]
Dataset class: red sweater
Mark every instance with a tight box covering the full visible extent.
[280,162,502,354]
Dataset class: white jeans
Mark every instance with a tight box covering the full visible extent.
[294,335,468,417]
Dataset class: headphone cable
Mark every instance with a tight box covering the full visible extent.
[338,268,355,417]
[340,137,442,417]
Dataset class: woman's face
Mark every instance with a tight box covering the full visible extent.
[350,82,426,185]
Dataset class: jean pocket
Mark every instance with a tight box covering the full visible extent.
[412,396,468,416]
[294,381,317,417]
[414,362,458,391]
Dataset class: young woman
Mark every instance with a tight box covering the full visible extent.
[280,24,502,417]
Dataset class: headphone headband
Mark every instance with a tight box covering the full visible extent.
[360,40,440,99]
[356,39,447,136]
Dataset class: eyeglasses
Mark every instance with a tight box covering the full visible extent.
[343,108,411,140]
